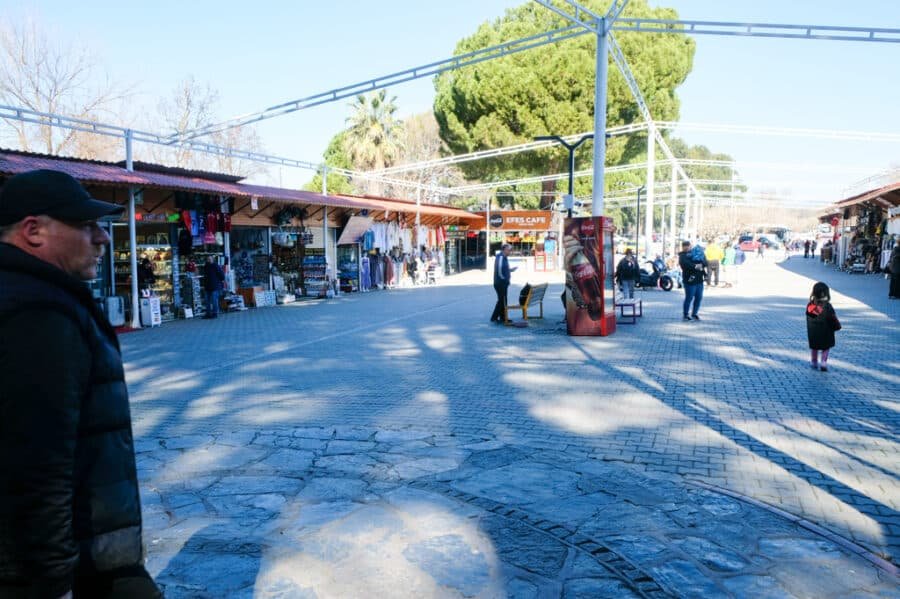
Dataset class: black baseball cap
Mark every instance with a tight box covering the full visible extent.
[0,169,124,226]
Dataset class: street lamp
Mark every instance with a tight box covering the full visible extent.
[635,185,645,258]
[534,134,593,218]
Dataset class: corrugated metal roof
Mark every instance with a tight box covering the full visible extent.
[0,149,480,221]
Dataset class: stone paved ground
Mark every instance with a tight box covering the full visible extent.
[123,252,900,598]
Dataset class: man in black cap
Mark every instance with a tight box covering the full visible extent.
[0,170,160,598]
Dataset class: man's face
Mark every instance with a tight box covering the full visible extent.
[502,246,511,256]
[682,244,691,252]
[39,216,110,280]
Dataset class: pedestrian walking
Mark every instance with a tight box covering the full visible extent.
[0,169,161,598]
[615,248,640,298]
[721,243,735,285]
[489,243,516,323]
[811,239,818,258]
[806,281,841,372]
[803,239,811,259]
[203,255,225,318]
[704,240,723,286]
[889,238,900,299]
[679,240,707,321]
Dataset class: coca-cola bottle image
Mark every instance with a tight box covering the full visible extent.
[571,250,603,320]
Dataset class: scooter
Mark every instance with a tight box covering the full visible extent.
[635,257,675,291]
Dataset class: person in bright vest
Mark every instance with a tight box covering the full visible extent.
[704,240,724,287]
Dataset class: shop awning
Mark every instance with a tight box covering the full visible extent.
[831,181,900,211]
[337,215,373,245]
[0,149,483,225]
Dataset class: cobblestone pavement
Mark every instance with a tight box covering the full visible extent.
[123,253,900,598]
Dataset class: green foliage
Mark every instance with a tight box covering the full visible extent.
[303,130,357,195]
[434,0,695,208]
[345,90,404,172]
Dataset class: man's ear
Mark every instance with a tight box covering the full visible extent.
[19,216,47,247]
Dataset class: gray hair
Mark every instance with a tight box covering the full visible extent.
[501,243,512,250]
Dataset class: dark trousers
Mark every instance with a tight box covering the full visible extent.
[491,281,509,322]
[683,283,704,317]
[74,564,162,598]
[205,289,219,317]
[706,260,720,286]
[890,274,900,298]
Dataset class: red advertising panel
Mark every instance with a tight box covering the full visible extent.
[564,216,616,336]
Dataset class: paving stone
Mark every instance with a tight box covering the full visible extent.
[374,428,434,443]
[257,448,316,472]
[650,559,726,598]
[505,577,540,599]
[204,476,303,497]
[671,536,749,572]
[721,575,794,599]
[403,534,491,597]
[482,516,568,579]
[757,537,843,559]
[324,440,378,454]
[296,477,368,503]
[394,457,462,479]
[603,534,669,564]
[563,577,641,599]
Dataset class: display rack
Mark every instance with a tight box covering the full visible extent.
[337,244,360,293]
[302,248,327,297]
[113,244,175,321]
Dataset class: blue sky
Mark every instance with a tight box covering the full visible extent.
[2,0,899,204]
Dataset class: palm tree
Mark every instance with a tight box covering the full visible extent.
[344,90,404,196]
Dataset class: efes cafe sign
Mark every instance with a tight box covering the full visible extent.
[476,210,552,231]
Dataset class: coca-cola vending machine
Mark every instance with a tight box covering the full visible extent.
[563,216,616,336]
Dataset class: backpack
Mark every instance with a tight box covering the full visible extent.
[518,283,532,306]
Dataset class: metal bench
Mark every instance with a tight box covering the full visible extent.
[615,293,643,324]
[505,283,548,324]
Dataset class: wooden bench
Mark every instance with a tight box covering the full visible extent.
[615,292,643,324]
[505,283,548,324]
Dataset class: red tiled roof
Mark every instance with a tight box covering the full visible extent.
[0,149,480,221]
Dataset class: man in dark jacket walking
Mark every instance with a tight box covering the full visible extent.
[490,243,517,323]
[203,255,225,318]
[0,170,160,598]
[679,240,707,321]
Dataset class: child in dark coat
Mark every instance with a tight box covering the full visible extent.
[806,281,841,372]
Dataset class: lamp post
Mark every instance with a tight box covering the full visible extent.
[535,134,593,218]
[635,185,645,258]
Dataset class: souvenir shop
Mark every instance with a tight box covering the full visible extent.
[1,149,485,326]
[107,189,234,323]
[821,183,900,274]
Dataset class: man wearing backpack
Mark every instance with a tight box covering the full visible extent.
[679,240,707,321]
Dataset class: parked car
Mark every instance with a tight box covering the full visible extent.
[738,235,758,251]
[756,236,781,250]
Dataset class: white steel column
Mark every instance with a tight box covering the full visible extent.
[592,18,608,216]
[669,165,677,254]
[321,166,332,290]
[125,130,140,329]
[683,188,692,237]
[644,120,655,257]
[485,197,491,273]
[730,166,736,233]
[415,185,422,248]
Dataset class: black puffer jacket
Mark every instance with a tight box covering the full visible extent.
[0,243,144,598]
[806,300,839,350]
